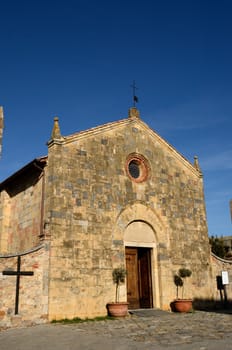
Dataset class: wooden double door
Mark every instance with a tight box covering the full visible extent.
[126,247,153,309]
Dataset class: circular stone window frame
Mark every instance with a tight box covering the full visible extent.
[126,153,150,183]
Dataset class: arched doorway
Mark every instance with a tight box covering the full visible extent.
[124,221,156,309]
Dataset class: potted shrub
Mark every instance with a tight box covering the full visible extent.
[171,268,193,312]
[107,267,129,317]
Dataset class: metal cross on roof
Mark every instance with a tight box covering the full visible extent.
[131,80,139,107]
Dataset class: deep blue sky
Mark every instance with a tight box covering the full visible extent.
[0,0,231,236]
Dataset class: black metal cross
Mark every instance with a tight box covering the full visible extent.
[131,80,139,107]
[3,255,34,315]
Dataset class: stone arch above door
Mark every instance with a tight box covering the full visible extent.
[124,221,156,247]
[113,202,168,245]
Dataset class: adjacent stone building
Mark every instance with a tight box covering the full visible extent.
[0,107,231,327]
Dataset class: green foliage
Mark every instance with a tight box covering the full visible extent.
[51,316,113,324]
[174,274,183,288]
[112,267,127,303]
[112,267,127,285]
[174,268,192,299]
[178,268,192,278]
[209,235,227,258]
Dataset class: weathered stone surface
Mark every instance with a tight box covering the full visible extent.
[0,109,231,328]
[45,113,211,319]
[0,244,49,328]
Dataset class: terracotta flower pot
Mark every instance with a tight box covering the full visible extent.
[172,299,193,313]
[107,302,129,317]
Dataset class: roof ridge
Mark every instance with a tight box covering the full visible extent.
[62,115,200,177]
[64,117,131,140]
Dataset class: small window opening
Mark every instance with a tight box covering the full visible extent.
[128,160,140,179]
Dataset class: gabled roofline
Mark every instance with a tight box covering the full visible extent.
[0,156,47,190]
[137,119,202,177]
[63,117,131,142]
[63,116,201,177]
[1,111,202,188]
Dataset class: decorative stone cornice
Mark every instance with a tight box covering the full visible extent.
[47,116,64,147]
[51,117,61,139]
[193,156,203,177]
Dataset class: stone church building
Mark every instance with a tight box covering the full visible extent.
[0,107,231,327]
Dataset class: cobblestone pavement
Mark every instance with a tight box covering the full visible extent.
[0,309,232,350]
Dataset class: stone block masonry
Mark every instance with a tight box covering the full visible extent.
[1,109,230,326]
[46,115,211,319]
[0,244,49,329]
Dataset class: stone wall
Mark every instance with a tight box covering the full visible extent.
[46,116,211,319]
[0,113,222,324]
[193,253,232,310]
[211,254,232,301]
[0,171,43,253]
[0,243,49,329]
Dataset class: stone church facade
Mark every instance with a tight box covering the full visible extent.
[0,107,231,327]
